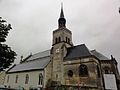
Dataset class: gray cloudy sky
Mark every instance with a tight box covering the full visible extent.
[0,0,120,69]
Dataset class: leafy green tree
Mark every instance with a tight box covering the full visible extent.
[0,17,16,71]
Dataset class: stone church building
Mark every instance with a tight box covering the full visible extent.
[4,6,120,90]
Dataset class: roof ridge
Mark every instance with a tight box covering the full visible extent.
[91,50,110,60]
[26,56,50,62]
[67,44,85,49]
[32,49,50,56]
[75,44,85,47]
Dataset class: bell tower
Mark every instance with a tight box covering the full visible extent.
[52,4,73,47]
[51,4,73,85]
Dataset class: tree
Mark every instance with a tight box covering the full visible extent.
[0,17,16,71]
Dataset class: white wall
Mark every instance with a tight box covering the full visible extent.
[4,70,44,90]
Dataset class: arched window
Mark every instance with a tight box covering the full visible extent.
[105,69,109,74]
[68,38,70,44]
[66,37,68,43]
[58,37,61,43]
[104,67,111,74]
[55,38,57,44]
[25,74,29,84]
[79,64,88,77]
[15,75,18,83]
[56,74,58,79]
[7,75,9,83]
[97,66,100,77]
[67,70,73,77]
[38,73,43,85]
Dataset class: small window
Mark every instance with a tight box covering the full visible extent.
[79,64,88,77]
[15,75,18,83]
[67,70,73,77]
[38,73,43,85]
[7,75,9,83]
[25,74,29,84]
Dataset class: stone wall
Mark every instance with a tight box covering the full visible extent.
[63,57,101,89]
[44,60,52,88]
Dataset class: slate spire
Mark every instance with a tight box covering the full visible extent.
[60,3,64,18]
[58,3,66,28]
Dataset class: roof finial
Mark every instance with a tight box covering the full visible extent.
[60,2,64,18]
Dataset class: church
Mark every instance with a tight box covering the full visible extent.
[4,6,120,90]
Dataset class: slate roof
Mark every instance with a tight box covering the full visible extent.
[91,50,110,60]
[64,44,109,61]
[26,50,50,61]
[8,50,51,73]
[8,45,110,73]
[65,44,92,60]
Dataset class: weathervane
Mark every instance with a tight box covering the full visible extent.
[119,8,120,13]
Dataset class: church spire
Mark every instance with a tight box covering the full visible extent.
[60,3,64,18]
[58,3,66,28]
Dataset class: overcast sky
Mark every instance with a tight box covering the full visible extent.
[0,0,120,69]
